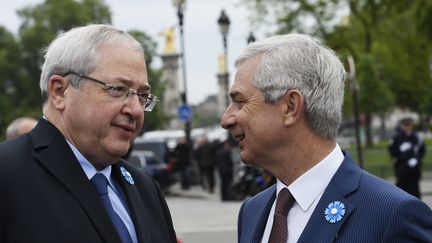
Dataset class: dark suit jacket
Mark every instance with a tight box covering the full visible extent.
[238,153,432,243]
[0,119,177,243]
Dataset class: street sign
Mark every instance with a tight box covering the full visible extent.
[178,104,193,122]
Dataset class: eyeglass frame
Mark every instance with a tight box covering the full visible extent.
[64,72,158,112]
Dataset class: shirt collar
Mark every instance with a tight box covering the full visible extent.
[65,140,117,192]
[276,143,344,211]
[44,116,117,191]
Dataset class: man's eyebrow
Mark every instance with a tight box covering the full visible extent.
[230,91,239,99]
[116,78,151,91]
[230,91,246,101]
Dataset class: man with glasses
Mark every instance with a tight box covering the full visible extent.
[221,34,432,243]
[0,24,177,243]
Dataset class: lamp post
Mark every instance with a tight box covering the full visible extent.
[217,9,232,142]
[217,9,230,110]
[172,0,191,143]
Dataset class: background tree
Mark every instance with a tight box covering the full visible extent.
[356,54,394,140]
[0,27,26,135]
[372,2,432,130]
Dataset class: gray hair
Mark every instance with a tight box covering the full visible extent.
[40,24,144,99]
[235,34,346,140]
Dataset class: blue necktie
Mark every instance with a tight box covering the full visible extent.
[91,173,133,243]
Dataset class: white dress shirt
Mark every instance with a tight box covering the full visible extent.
[66,140,138,243]
[261,144,344,243]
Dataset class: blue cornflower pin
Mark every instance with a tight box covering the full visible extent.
[324,201,345,223]
[120,167,135,185]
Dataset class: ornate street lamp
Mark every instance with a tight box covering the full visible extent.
[217,9,232,142]
[218,9,230,57]
[217,9,230,109]
[173,0,188,104]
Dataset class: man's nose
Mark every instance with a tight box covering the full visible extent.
[123,94,144,119]
[220,103,235,129]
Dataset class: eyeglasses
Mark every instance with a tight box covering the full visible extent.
[65,72,158,112]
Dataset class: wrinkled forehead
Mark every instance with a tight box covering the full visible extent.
[230,77,263,105]
[231,56,262,91]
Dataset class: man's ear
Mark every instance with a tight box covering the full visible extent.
[47,75,70,110]
[280,89,304,127]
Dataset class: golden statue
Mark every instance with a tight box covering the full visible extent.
[218,53,227,74]
[160,27,176,53]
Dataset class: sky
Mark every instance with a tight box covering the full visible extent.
[0,0,271,105]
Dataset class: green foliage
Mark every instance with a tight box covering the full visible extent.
[357,54,394,114]
[242,0,344,38]
[415,0,432,39]
[372,5,432,113]
[0,26,31,139]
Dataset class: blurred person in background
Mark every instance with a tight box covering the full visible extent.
[173,137,191,190]
[388,117,426,198]
[5,117,37,140]
[194,137,218,193]
[216,139,234,201]
[221,33,431,242]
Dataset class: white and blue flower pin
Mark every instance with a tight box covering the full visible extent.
[120,167,135,185]
[324,201,345,223]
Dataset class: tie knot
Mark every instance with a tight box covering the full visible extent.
[91,173,109,196]
[275,188,294,216]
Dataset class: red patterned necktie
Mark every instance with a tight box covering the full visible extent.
[268,188,295,243]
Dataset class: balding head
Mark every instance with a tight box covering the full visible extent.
[6,117,38,140]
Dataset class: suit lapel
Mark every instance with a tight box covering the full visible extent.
[30,119,122,243]
[112,163,153,243]
[240,185,276,243]
[254,187,276,243]
[298,154,361,243]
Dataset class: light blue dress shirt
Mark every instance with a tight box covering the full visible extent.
[66,140,138,243]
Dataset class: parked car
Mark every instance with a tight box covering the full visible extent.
[128,150,176,191]
[133,137,175,165]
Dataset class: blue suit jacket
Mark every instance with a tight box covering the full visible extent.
[238,153,432,242]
